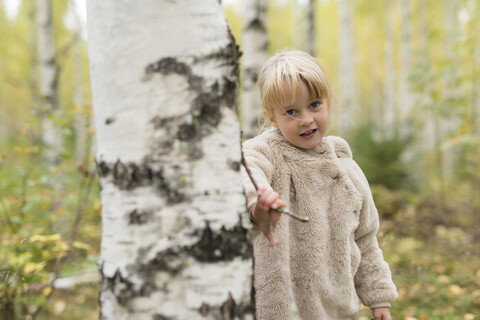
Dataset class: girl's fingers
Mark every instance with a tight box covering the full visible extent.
[257,190,279,212]
[263,191,279,207]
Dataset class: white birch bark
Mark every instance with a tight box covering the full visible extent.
[36,0,62,163]
[306,0,316,56]
[242,0,268,138]
[383,0,396,136]
[338,0,356,136]
[87,1,253,319]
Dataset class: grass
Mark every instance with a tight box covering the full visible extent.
[358,224,480,320]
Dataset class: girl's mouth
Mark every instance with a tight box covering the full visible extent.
[300,129,317,138]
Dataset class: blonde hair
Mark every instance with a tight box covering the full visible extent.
[257,50,334,118]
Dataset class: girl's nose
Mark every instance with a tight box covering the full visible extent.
[299,115,313,126]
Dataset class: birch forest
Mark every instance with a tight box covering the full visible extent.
[1,0,479,319]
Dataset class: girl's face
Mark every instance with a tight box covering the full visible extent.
[267,82,329,149]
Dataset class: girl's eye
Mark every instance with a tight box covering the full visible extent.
[309,101,321,109]
[286,109,297,116]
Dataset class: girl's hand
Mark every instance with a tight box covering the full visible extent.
[252,187,286,246]
[372,307,392,320]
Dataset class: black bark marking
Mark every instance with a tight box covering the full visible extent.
[247,18,266,32]
[228,160,241,171]
[95,160,186,204]
[199,303,210,316]
[101,268,134,307]
[187,220,251,262]
[153,315,174,320]
[197,294,255,319]
[128,209,153,225]
[105,117,115,125]
[243,67,260,87]
[221,292,235,320]
[145,31,241,159]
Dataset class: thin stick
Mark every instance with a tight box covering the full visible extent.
[241,148,309,223]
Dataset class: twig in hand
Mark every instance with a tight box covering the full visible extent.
[240,146,309,223]
[278,207,309,222]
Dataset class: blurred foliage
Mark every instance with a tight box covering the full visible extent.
[1,1,99,317]
[349,122,411,190]
[0,148,100,318]
[0,0,478,319]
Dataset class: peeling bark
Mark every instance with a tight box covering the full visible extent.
[87,1,253,319]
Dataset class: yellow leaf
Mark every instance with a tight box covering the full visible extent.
[449,284,464,296]
[438,275,450,284]
[93,200,102,211]
[425,284,435,293]
[30,233,61,243]
[419,312,429,320]
[42,286,52,296]
[72,241,90,250]
[24,261,47,274]
[464,314,475,320]
[53,300,66,315]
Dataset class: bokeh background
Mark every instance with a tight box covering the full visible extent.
[1,0,479,319]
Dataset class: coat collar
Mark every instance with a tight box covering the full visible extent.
[261,127,335,161]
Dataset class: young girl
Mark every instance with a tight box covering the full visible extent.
[241,51,397,320]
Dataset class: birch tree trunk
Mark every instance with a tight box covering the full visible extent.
[242,0,268,138]
[416,0,436,153]
[472,11,480,208]
[86,1,253,319]
[383,0,396,136]
[474,7,480,137]
[441,0,460,181]
[338,0,356,136]
[36,0,62,163]
[73,33,86,163]
[306,0,316,56]
[399,0,412,137]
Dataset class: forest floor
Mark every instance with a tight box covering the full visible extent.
[36,220,480,320]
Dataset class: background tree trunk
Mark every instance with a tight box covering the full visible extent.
[441,0,460,182]
[416,0,437,168]
[242,0,268,138]
[87,1,253,319]
[36,0,62,163]
[399,0,412,136]
[306,0,316,56]
[383,0,396,136]
[338,0,356,136]
[73,27,86,163]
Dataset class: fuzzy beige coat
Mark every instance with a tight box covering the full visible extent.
[242,128,397,320]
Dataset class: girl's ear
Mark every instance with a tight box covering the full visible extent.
[264,110,278,128]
